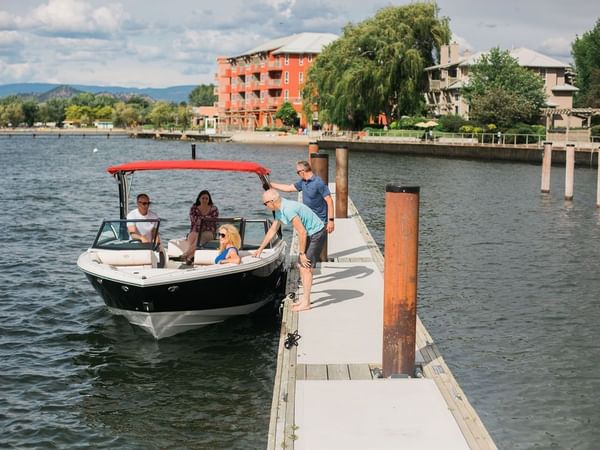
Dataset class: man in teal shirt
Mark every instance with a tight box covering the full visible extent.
[255,189,326,312]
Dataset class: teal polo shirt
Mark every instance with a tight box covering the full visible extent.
[275,198,324,236]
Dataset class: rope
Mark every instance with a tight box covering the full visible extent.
[284,330,301,349]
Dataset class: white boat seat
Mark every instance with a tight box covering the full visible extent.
[192,249,256,265]
[167,238,188,258]
[193,249,220,265]
[94,249,157,267]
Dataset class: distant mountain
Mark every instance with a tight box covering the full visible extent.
[37,85,83,101]
[0,83,197,103]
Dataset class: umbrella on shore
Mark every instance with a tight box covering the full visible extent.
[414,120,438,128]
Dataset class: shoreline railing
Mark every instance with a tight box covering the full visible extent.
[321,129,600,149]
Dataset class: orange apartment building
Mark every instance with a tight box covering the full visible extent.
[215,32,337,130]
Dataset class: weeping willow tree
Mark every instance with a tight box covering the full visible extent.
[304,3,450,129]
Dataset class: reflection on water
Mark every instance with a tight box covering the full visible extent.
[1,136,600,448]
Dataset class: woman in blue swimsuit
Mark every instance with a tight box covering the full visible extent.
[215,224,241,264]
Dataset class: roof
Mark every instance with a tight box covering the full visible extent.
[107,160,271,176]
[426,47,570,70]
[552,84,579,92]
[235,32,338,58]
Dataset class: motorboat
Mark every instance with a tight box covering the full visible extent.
[77,160,288,339]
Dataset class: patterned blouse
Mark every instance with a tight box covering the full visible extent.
[189,204,219,233]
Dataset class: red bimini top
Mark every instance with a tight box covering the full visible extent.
[107,160,271,176]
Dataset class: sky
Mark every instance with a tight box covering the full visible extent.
[0,0,598,88]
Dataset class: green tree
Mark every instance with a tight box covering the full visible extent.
[94,105,114,120]
[303,3,450,129]
[582,69,600,108]
[462,47,546,128]
[113,102,142,127]
[188,85,217,106]
[572,18,600,106]
[148,101,173,128]
[22,100,39,127]
[0,102,24,127]
[70,92,96,106]
[45,98,67,125]
[275,102,298,127]
[175,104,191,128]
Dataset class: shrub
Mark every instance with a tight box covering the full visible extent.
[397,115,427,129]
[438,114,469,132]
[504,123,542,144]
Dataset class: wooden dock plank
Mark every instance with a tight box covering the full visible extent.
[327,364,350,380]
[306,364,328,380]
[348,364,373,380]
[296,364,306,380]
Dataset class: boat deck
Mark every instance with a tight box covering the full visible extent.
[268,192,496,449]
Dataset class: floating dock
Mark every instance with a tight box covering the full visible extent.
[268,193,496,449]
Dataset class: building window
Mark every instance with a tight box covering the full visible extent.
[284,90,289,101]
[299,54,304,66]
[284,53,289,65]
[284,71,289,84]
[299,72,304,83]
[308,54,313,62]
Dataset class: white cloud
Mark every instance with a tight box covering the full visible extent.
[539,36,573,58]
[0,11,19,30]
[0,60,36,82]
[0,0,597,87]
[0,30,24,46]
[26,0,128,36]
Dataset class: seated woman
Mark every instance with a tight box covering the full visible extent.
[214,224,241,265]
[182,190,219,263]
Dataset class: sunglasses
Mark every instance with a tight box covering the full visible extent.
[138,201,151,205]
[296,170,304,175]
[218,232,227,238]
[263,200,274,206]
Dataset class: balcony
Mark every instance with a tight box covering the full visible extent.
[267,60,282,69]
[267,79,281,87]
[429,80,440,91]
[268,98,282,108]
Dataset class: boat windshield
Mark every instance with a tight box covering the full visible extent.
[92,219,161,251]
[194,218,280,251]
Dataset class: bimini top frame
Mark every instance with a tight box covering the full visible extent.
[106,160,272,219]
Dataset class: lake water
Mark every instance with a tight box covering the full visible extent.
[1,135,599,449]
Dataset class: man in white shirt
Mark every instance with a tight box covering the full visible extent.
[127,193,160,244]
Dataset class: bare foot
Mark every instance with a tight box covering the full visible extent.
[292,303,311,312]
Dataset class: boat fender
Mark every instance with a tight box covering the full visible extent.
[284,330,301,349]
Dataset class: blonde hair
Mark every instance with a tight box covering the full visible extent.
[218,224,241,250]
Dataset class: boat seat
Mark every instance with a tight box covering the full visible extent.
[167,239,188,258]
[94,249,157,266]
[193,249,220,265]
[192,249,257,265]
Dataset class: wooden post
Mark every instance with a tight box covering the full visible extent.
[335,146,348,218]
[191,143,196,160]
[308,141,319,160]
[565,143,575,201]
[311,153,329,262]
[382,185,419,378]
[541,141,552,193]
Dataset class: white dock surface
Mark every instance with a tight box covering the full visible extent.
[268,194,496,450]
